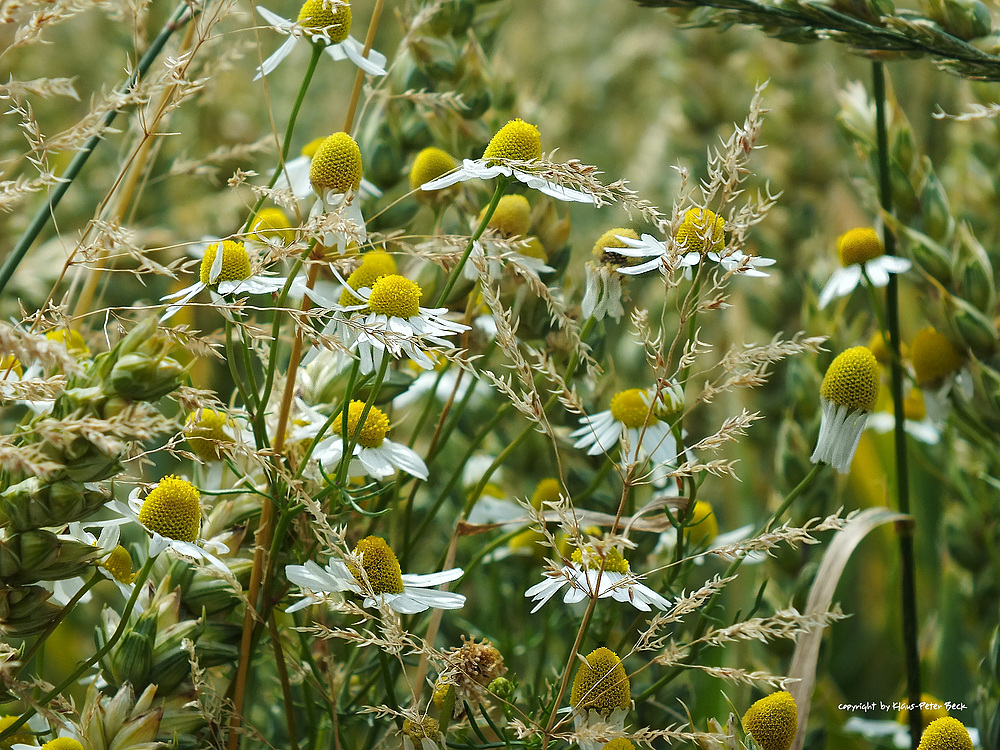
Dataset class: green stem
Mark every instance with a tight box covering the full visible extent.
[0,2,196,296]
[336,355,389,486]
[873,59,922,750]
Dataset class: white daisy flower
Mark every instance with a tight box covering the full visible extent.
[420,118,595,204]
[160,239,307,321]
[304,131,370,254]
[707,248,777,277]
[614,208,725,277]
[285,535,465,614]
[401,717,444,750]
[844,713,980,748]
[810,347,880,474]
[525,543,669,613]
[566,647,632,750]
[108,476,230,573]
[254,1,386,81]
[818,227,910,309]
[293,398,428,480]
[274,137,381,206]
[910,326,973,424]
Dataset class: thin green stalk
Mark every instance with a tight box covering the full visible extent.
[0,2,196,296]
[873,59,922,750]
[335,355,389,486]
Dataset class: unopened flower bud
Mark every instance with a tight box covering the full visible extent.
[0,529,100,585]
[109,352,185,402]
[110,609,157,688]
[488,677,514,701]
[0,477,108,532]
[919,171,954,241]
[927,0,992,39]
[947,295,997,357]
[0,584,61,637]
[909,233,954,285]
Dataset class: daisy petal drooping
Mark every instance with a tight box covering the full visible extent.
[568,647,631,750]
[809,347,880,473]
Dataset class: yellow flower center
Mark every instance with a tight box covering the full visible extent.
[200,240,252,285]
[482,194,531,237]
[675,208,725,255]
[402,717,440,741]
[742,691,798,750]
[820,347,879,412]
[603,741,635,750]
[340,251,398,306]
[520,237,548,261]
[570,647,630,712]
[898,694,948,730]
[410,146,457,191]
[184,408,233,462]
[309,132,363,194]
[366,274,421,319]
[530,477,562,510]
[0,715,36,748]
[571,545,630,574]
[46,328,90,356]
[301,136,327,159]
[686,500,718,546]
[917,717,973,750]
[911,327,963,387]
[483,118,542,163]
[41,740,84,750]
[349,536,405,594]
[250,207,294,245]
[137,475,201,542]
[100,545,135,584]
[593,228,639,267]
[337,400,390,448]
[836,227,883,267]
[297,0,351,41]
[902,389,927,421]
[0,355,23,379]
[609,389,655,429]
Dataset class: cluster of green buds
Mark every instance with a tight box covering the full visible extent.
[79,682,163,750]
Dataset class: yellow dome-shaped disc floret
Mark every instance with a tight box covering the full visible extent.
[402,717,440,742]
[571,545,630,574]
[483,118,542,163]
[570,647,630,713]
[184,408,233,462]
[46,328,90,356]
[820,347,879,412]
[410,147,457,192]
[610,389,656,429]
[916,717,973,750]
[531,477,562,510]
[593,228,639,267]
[41,740,84,750]
[686,500,718,546]
[898,694,948,730]
[297,0,351,40]
[310,132,363,194]
[911,327,963,387]
[0,355,23,379]
[837,227,883,267]
[0,714,36,748]
[336,400,390,448]
[675,208,725,255]
[100,544,135,584]
[250,207,294,245]
[520,237,548,261]
[200,240,252,285]
[366,274,422,318]
[350,535,405,594]
[482,195,531,237]
[742,691,798,750]
[340,251,398,306]
[138,475,201,542]
[603,740,635,750]
[301,136,326,159]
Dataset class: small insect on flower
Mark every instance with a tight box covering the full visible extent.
[420,118,596,203]
[742,691,798,750]
[818,227,911,309]
[254,0,386,80]
[809,346,880,474]
[285,535,465,614]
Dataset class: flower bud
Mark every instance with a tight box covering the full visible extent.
[0,584,61,637]
[908,232,954,285]
[956,224,995,310]
[927,0,992,39]
[0,477,109,532]
[919,170,954,241]
[0,529,100,585]
[947,295,998,357]
[487,677,514,701]
[109,352,185,402]
[183,558,252,614]
[742,692,798,750]
[110,609,157,688]
[44,435,123,483]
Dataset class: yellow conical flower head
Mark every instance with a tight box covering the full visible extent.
[483,118,542,163]
[482,195,531,237]
[610,389,657,429]
[250,207,294,245]
[686,500,718,546]
[336,400,390,448]
[297,0,351,41]
[570,647,630,712]
[603,741,635,750]
[837,227,883,267]
[916,717,973,750]
[301,136,327,159]
[184,408,233,462]
[675,208,725,255]
[911,327,963,387]
[742,691,798,750]
[138,475,201,542]
[520,236,548,260]
[100,544,135,584]
[340,251,398,306]
[898,694,948,729]
[366,274,422,318]
[571,545,630,574]
[42,738,84,750]
[410,146,457,191]
[593,228,639,266]
[820,347,879,412]
[531,477,562,510]
[200,240,252,285]
[0,355,23,378]
[46,328,90,356]
[309,132,363,194]
[402,717,440,741]
[0,715,35,748]
[350,536,405,594]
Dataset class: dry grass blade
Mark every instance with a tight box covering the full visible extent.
[788,507,909,750]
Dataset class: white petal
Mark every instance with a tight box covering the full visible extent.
[333,36,387,76]
[402,568,463,587]
[381,440,429,480]
[254,35,299,80]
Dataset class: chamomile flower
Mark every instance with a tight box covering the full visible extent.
[910,326,972,422]
[308,131,368,254]
[525,541,669,612]
[294,398,428,480]
[420,119,596,203]
[254,0,386,80]
[160,239,307,321]
[614,208,725,277]
[708,248,777,277]
[337,273,470,374]
[844,698,980,749]
[109,475,230,573]
[868,388,940,445]
[410,146,457,203]
[742,691,798,750]
[817,227,911,309]
[285,535,465,614]
[401,717,443,750]
[810,347,880,473]
[183,408,244,462]
[571,387,679,484]
[654,500,759,565]
[582,228,640,321]
[567,647,631,750]
[275,135,382,207]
